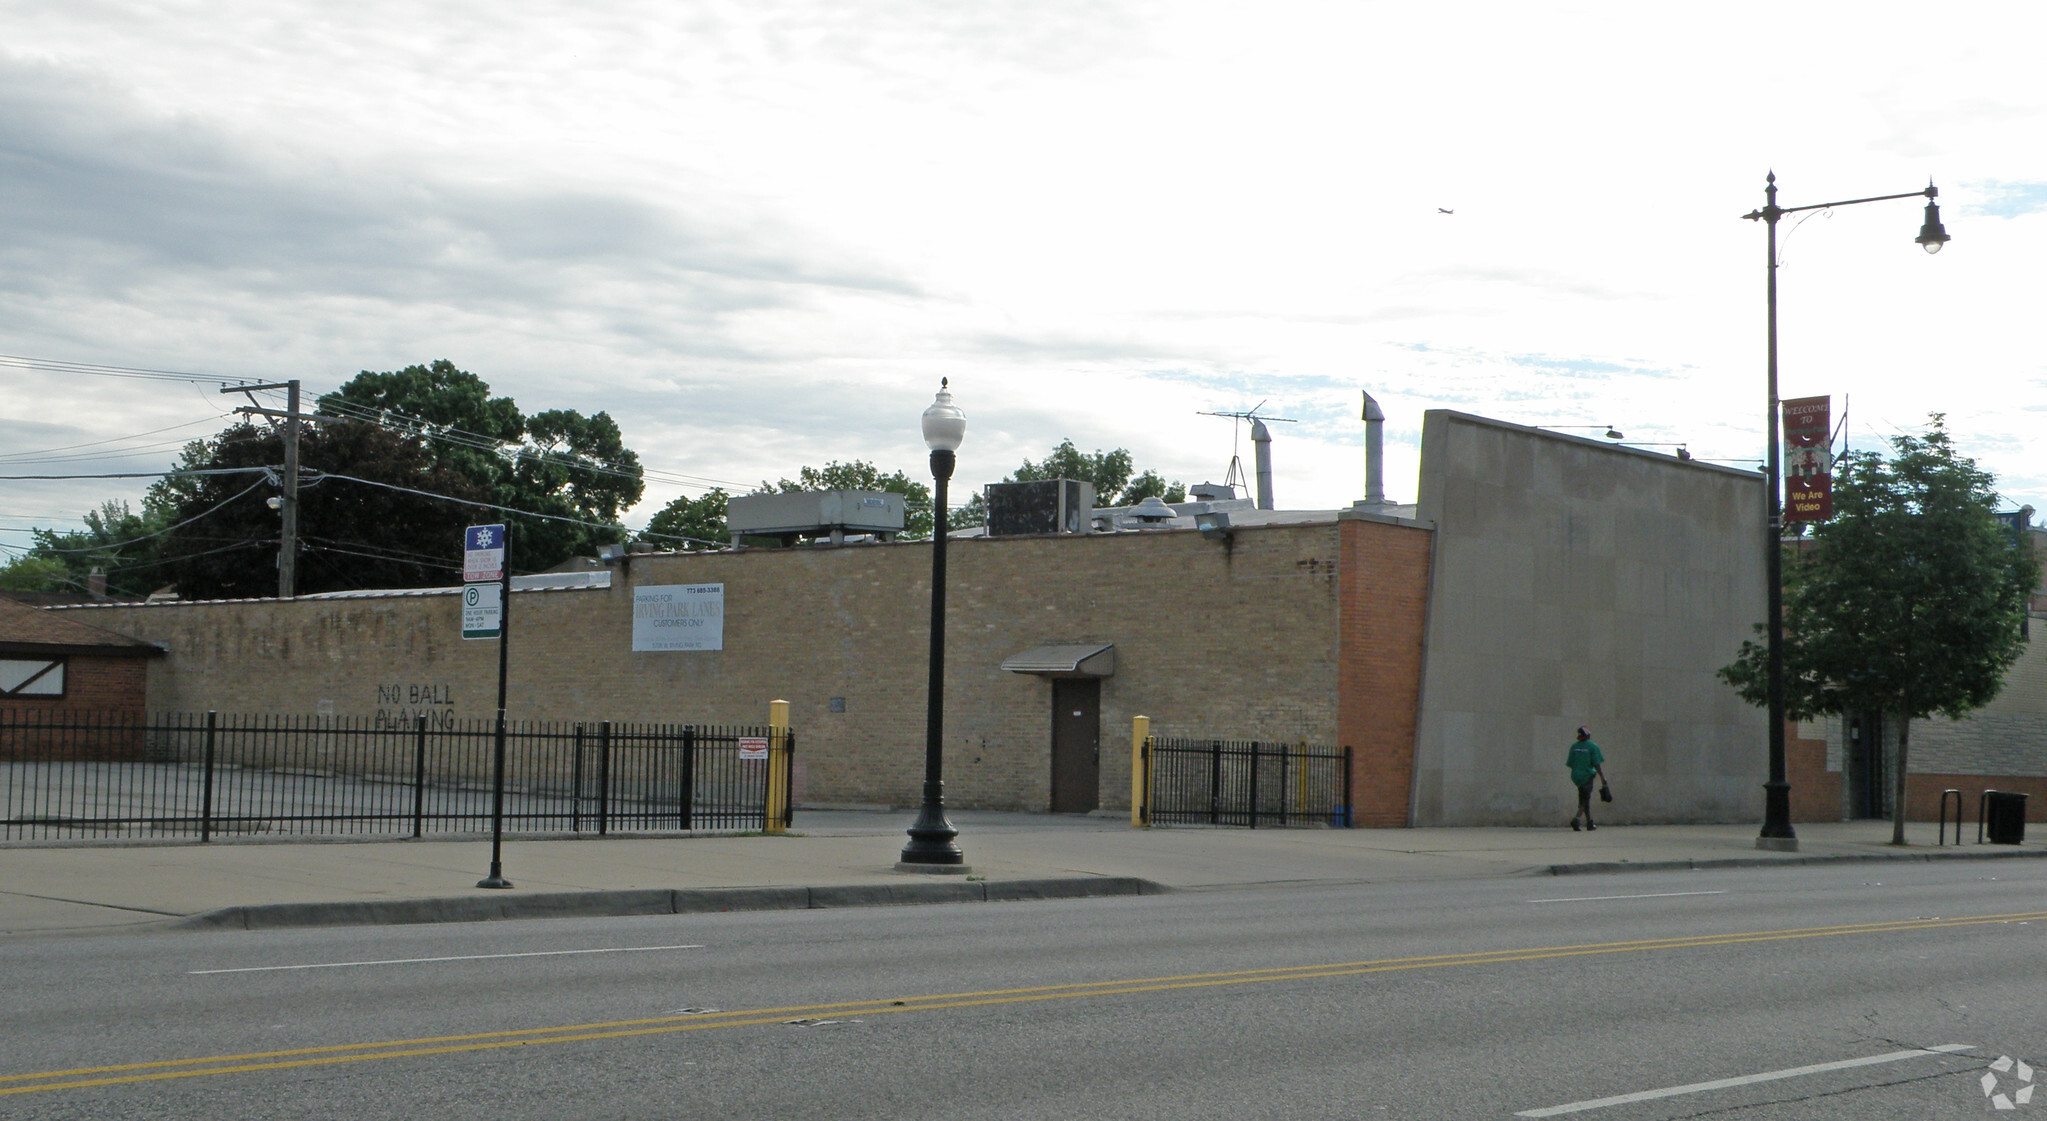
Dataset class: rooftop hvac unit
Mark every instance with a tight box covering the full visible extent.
[985,479,1094,537]
[725,490,906,545]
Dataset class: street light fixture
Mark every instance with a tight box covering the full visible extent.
[1742,172,1947,852]
[900,379,969,871]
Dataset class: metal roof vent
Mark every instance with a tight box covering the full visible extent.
[1130,496,1178,523]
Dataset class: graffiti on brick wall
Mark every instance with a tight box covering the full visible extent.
[374,682,457,729]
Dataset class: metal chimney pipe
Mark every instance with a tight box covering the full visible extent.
[1251,419,1274,510]
[1361,391,1386,505]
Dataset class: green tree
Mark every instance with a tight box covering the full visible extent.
[0,554,68,592]
[6,501,170,598]
[148,421,489,599]
[644,488,732,549]
[1718,416,2038,844]
[318,361,644,567]
[761,460,935,539]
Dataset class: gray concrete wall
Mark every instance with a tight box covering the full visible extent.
[1410,411,1769,825]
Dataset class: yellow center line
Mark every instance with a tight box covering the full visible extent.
[6,909,2040,1096]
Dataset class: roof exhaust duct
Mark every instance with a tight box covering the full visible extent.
[1357,390,1391,507]
[1251,419,1274,510]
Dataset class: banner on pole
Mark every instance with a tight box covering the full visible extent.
[1782,396,1833,523]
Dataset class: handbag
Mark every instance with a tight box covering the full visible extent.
[1598,782,1613,803]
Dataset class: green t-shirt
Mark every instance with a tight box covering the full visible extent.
[1567,740,1604,786]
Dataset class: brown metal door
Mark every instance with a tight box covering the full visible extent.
[1050,678,1100,813]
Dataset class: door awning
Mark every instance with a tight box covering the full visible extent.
[1001,643,1115,678]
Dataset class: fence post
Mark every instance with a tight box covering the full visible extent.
[1343,746,1354,827]
[780,731,797,832]
[200,710,218,843]
[412,714,428,839]
[1130,715,1150,827]
[571,724,585,834]
[765,699,791,834]
[1248,741,1261,829]
[681,725,697,831]
[1209,739,1223,825]
[597,720,612,837]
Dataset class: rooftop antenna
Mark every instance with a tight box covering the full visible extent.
[1198,401,1296,500]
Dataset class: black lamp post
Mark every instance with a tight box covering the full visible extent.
[1742,172,1947,852]
[900,379,968,870]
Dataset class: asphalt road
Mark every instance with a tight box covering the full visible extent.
[3,861,2044,1119]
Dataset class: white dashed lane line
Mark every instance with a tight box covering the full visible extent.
[1514,1044,1976,1117]
[189,944,705,974]
[1526,890,1727,904]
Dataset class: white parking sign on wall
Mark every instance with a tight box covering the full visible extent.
[632,584,724,652]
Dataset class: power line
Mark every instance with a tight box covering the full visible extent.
[0,353,275,387]
[0,468,275,480]
[19,479,268,555]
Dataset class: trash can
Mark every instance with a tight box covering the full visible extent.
[1985,791,2028,845]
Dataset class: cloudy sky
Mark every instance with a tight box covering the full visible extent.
[4,1,2044,558]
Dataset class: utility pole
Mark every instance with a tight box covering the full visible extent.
[226,380,310,598]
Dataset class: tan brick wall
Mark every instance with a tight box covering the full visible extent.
[61,523,1355,812]
[1336,516,1433,826]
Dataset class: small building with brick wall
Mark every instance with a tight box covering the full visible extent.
[1,596,163,757]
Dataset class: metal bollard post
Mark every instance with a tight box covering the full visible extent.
[1130,715,1150,827]
[765,700,791,834]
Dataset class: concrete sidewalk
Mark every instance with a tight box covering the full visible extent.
[2,811,2040,937]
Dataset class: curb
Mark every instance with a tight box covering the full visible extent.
[1546,845,2047,876]
[174,877,1169,931]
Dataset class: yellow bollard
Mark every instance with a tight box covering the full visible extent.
[766,699,791,834]
[1130,715,1151,827]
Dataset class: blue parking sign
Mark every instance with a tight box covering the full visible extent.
[463,524,507,582]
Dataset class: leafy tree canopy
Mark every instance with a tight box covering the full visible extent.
[317,360,644,568]
[146,421,490,599]
[644,488,732,550]
[1,501,171,598]
[1718,415,2039,842]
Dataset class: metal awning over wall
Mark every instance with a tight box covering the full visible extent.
[1001,643,1114,678]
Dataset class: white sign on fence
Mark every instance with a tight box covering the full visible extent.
[631,584,725,652]
[738,736,769,760]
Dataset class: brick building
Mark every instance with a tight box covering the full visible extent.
[1,596,163,757]
[47,411,1795,826]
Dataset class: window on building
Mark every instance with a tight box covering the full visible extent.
[0,658,65,697]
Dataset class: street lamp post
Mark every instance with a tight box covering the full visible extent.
[900,379,969,871]
[1743,172,1948,852]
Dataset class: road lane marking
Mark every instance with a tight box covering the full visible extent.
[9,910,2043,1097]
[188,944,705,975]
[1528,890,1727,903]
[1514,1044,1977,1116]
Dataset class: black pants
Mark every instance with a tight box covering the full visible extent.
[1576,781,1595,817]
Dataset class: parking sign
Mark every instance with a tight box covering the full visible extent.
[464,524,506,582]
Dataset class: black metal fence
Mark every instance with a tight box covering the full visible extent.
[1139,737,1352,828]
[0,710,794,842]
